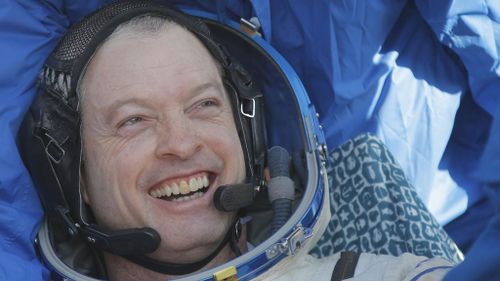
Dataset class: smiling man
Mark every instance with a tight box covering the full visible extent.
[78,17,246,280]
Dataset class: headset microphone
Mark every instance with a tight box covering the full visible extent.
[214,183,256,212]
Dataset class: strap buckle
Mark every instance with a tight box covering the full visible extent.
[240,98,255,118]
[44,133,66,164]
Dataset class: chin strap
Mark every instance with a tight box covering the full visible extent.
[123,218,242,276]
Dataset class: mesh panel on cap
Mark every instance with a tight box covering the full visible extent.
[52,0,159,62]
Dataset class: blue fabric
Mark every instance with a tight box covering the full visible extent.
[260,0,498,227]
[444,96,500,280]
[474,103,500,183]
[443,184,500,280]
[254,0,499,247]
[0,1,110,280]
[1,0,500,280]
[0,1,63,280]
[414,0,500,246]
[443,197,495,253]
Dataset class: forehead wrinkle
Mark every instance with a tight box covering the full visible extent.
[187,80,226,101]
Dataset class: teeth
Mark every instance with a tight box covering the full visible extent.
[172,191,203,202]
[189,178,198,192]
[149,175,210,199]
[156,189,163,197]
[171,183,180,195]
[179,180,189,195]
[172,196,184,202]
[152,189,160,198]
[165,185,172,197]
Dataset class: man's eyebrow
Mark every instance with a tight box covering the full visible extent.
[103,81,225,115]
[188,81,225,99]
[105,97,150,114]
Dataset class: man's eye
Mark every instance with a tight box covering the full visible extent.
[199,99,218,108]
[119,116,143,127]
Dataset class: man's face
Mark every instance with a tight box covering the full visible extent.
[80,24,246,263]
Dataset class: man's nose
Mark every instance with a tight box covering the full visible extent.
[154,118,202,160]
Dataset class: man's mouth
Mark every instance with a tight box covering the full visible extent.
[148,173,211,202]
